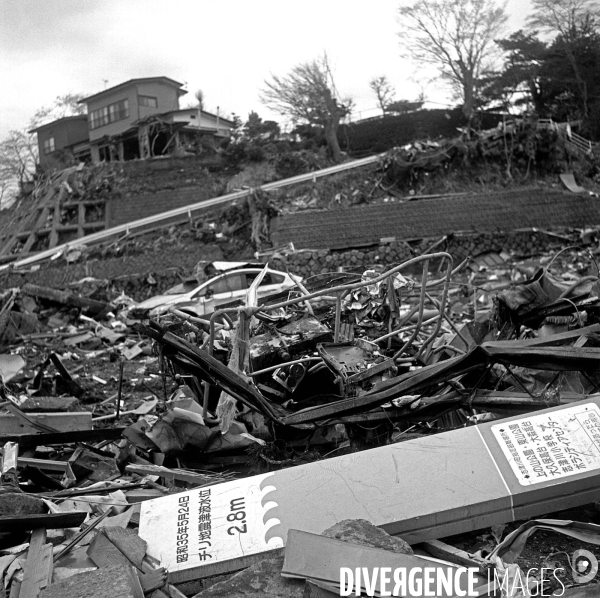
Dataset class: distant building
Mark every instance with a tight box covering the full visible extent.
[165,108,234,138]
[29,115,91,169]
[79,76,188,162]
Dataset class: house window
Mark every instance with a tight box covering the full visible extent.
[43,137,55,154]
[139,95,158,108]
[89,99,129,130]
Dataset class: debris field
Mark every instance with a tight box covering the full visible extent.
[3,235,600,597]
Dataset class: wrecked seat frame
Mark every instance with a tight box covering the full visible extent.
[202,253,454,418]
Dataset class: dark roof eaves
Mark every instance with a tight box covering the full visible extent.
[78,77,186,104]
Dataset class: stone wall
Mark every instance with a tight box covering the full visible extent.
[270,231,557,279]
[105,186,219,228]
[1,229,562,302]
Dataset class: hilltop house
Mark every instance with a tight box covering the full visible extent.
[30,77,236,167]
[29,115,91,168]
[79,76,188,162]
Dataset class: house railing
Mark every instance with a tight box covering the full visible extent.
[537,118,596,156]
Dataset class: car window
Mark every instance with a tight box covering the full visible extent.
[205,273,246,295]
[164,282,198,295]
[245,272,285,286]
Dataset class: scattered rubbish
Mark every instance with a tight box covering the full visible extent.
[0,240,600,595]
[560,173,587,194]
[0,354,25,383]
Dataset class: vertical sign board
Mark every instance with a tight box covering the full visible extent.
[140,399,600,582]
[139,471,284,580]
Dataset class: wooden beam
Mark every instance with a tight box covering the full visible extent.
[0,413,92,435]
[0,427,125,447]
[0,512,87,533]
[18,458,71,473]
[21,284,110,317]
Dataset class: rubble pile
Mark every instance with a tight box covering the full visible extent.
[3,243,600,594]
[377,119,599,197]
[0,164,120,262]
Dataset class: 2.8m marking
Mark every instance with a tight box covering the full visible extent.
[227,497,247,535]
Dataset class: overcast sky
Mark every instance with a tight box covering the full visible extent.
[0,0,532,138]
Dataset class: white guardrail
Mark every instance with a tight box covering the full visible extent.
[1,153,386,273]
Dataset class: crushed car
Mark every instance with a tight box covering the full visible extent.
[128,261,300,318]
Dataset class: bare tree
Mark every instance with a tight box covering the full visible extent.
[261,54,351,162]
[527,0,600,117]
[369,76,396,114]
[30,93,87,128]
[528,0,600,33]
[0,94,85,207]
[0,130,38,207]
[397,0,508,120]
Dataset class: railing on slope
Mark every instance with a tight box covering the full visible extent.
[0,153,386,273]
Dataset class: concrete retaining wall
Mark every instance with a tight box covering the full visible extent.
[1,230,561,302]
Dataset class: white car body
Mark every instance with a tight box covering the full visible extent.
[135,267,299,318]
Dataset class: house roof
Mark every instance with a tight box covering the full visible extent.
[28,115,88,134]
[79,77,187,104]
[165,108,236,125]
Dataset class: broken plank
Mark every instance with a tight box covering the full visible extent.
[17,458,71,473]
[87,532,132,570]
[44,482,141,499]
[0,512,87,533]
[9,580,21,598]
[103,527,147,570]
[20,529,53,598]
[53,509,113,563]
[0,427,126,447]
[0,413,91,435]
[124,489,169,503]
[124,464,217,486]
[139,398,600,581]
[21,284,111,318]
